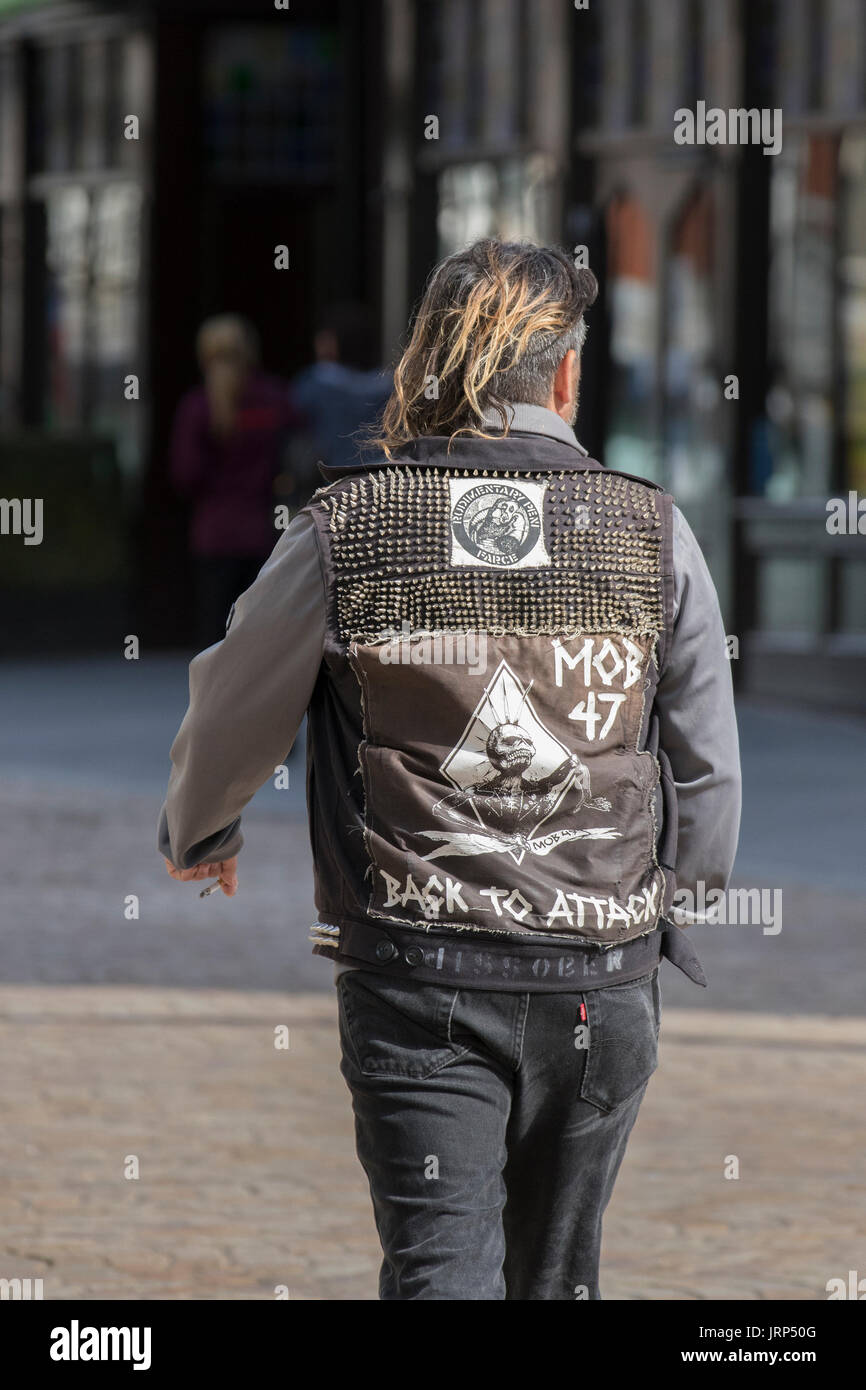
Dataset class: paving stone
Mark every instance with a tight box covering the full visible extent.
[1,986,864,1300]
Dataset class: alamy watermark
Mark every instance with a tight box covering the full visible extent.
[49,1321,151,1371]
[377,621,488,674]
[669,883,782,935]
[0,497,43,545]
[826,1271,866,1299]
[0,1276,44,1299]
[826,492,866,535]
[674,101,782,156]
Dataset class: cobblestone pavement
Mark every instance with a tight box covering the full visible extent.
[1,985,863,1301]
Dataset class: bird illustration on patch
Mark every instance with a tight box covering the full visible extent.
[448,477,551,569]
[418,659,620,865]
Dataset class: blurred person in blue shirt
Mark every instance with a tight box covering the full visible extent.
[290,301,392,499]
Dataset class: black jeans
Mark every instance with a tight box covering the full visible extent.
[337,965,661,1300]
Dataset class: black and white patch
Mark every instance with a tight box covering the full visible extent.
[448,477,550,569]
[417,659,618,866]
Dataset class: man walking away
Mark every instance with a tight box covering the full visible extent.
[159,240,741,1300]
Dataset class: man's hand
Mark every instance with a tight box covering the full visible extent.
[164,855,239,897]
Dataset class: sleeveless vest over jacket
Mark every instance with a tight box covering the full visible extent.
[305,432,677,956]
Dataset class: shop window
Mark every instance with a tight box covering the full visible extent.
[572,2,601,131]
[840,131,866,499]
[417,0,446,133]
[44,184,89,428]
[758,557,825,635]
[604,192,659,480]
[42,182,142,477]
[424,0,533,146]
[483,0,520,146]
[763,132,837,500]
[0,47,13,192]
[840,559,866,633]
[838,131,866,633]
[202,24,340,185]
[806,0,825,111]
[627,0,649,127]
[436,154,556,258]
[683,0,705,111]
[663,184,722,505]
[30,34,150,178]
[80,40,108,170]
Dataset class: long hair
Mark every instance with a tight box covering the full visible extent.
[369,239,598,457]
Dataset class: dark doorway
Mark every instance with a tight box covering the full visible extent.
[200,190,315,379]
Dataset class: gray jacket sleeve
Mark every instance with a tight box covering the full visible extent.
[656,506,742,922]
[157,510,326,870]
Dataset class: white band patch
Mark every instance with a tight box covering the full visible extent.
[448,477,550,569]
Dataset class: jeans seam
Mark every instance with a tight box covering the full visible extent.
[514,992,531,1071]
[336,975,364,1074]
[445,988,461,1044]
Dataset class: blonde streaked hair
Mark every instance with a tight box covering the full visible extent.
[195,315,260,439]
[370,239,598,457]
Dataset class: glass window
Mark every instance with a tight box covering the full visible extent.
[32,36,145,176]
[759,558,825,634]
[437,154,556,258]
[663,185,723,505]
[572,2,601,130]
[762,132,837,499]
[838,131,866,634]
[806,0,826,111]
[104,35,125,167]
[34,44,74,173]
[628,0,649,126]
[682,0,705,112]
[44,184,90,427]
[482,0,519,146]
[418,0,446,131]
[604,193,659,480]
[840,130,866,498]
[90,183,143,478]
[202,24,340,184]
[42,182,142,475]
[438,162,498,253]
[0,47,14,194]
[79,40,108,172]
[435,0,474,149]
[840,559,866,634]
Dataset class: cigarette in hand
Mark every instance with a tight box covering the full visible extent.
[199,880,223,898]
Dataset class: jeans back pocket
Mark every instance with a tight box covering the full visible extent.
[337,970,469,1080]
[579,970,661,1113]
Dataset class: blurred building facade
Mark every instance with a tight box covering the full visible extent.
[0,0,863,708]
[387,0,866,709]
[0,0,382,646]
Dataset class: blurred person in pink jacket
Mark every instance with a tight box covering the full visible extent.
[169,314,302,648]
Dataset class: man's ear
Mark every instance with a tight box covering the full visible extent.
[551,348,578,421]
